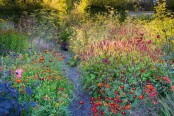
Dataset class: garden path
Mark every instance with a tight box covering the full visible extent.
[60,51,92,116]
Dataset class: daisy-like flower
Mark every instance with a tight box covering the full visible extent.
[15,69,23,78]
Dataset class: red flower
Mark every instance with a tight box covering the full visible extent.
[138,95,144,100]
[146,84,156,91]
[90,97,95,101]
[147,40,152,44]
[149,92,157,98]
[163,76,171,84]
[16,79,22,83]
[100,111,104,115]
[79,101,84,105]
[157,35,160,39]
[122,111,126,115]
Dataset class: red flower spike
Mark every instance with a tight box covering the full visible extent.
[100,111,104,115]
[122,111,126,115]
[91,107,97,111]
[157,35,160,39]
[90,97,95,101]
[94,109,98,113]
[93,103,98,107]
[120,85,124,89]
[119,100,122,103]
[79,101,84,105]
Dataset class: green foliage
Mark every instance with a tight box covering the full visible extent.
[79,38,171,115]
[154,0,171,20]
[144,0,174,54]
[158,93,174,116]
[77,0,128,13]
[0,30,28,56]
[42,0,67,17]
[2,50,74,115]
[0,0,43,19]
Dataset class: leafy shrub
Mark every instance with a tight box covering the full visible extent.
[77,0,128,13]
[0,30,28,56]
[0,79,38,116]
[0,81,22,116]
[144,0,174,52]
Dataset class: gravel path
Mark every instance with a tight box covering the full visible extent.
[60,51,93,116]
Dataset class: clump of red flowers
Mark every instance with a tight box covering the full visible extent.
[144,83,158,105]
[163,76,171,84]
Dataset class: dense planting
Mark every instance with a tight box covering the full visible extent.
[0,51,74,115]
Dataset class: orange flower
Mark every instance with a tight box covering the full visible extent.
[138,95,144,100]
[100,89,103,93]
[40,56,45,60]
[114,103,119,107]
[97,83,103,87]
[122,92,126,96]
[38,59,43,63]
[146,84,155,90]
[16,79,22,83]
[105,84,110,88]
[125,104,131,110]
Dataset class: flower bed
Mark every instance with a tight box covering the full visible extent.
[0,50,73,115]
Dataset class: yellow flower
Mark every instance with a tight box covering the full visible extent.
[55,103,59,107]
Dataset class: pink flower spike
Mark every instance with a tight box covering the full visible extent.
[147,40,152,44]
[15,69,23,78]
